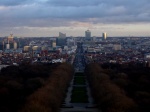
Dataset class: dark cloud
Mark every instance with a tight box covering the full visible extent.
[0,0,30,6]
[0,0,150,28]
[46,0,102,7]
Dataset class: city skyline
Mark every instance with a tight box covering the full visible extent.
[0,0,150,37]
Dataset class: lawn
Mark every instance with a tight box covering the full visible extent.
[75,72,85,76]
[71,86,88,103]
[73,76,86,85]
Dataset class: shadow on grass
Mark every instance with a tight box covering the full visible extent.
[71,86,88,103]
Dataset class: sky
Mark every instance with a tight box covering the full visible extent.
[0,0,150,37]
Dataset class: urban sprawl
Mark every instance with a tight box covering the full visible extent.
[1,30,150,68]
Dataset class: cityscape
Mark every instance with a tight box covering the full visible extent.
[1,31,150,67]
[0,0,150,112]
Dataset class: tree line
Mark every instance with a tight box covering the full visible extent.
[20,63,73,112]
[101,62,150,112]
[85,63,138,112]
[0,63,73,112]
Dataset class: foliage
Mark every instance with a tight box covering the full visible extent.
[86,63,137,112]
[20,63,73,112]
[0,64,53,111]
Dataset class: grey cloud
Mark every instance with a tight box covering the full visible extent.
[0,0,30,6]
[46,0,102,7]
[0,0,150,28]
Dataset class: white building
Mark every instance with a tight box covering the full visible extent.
[145,53,150,59]
[32,46,39,51]
[52,42,56,48]
[113,44,121,51]
[6,44,10,50]
[24,46,30,52]
[14,42,17,50]
[102,32,107,40]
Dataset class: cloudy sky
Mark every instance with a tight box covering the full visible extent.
[0,0,150,37]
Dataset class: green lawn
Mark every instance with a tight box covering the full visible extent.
[73,76,86,85]
[75,72,85,76]
[71,86,88,103]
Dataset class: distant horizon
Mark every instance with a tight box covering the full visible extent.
[0,0,150,37]
[1,35,150,38]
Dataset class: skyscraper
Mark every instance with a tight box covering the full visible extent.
[59,32,66,38]
[6,44,10,50]
[57,32,66,46]
[85,30,91,38]
[14,42,17,50]
[8,34,14,42]
[102,32,107,40]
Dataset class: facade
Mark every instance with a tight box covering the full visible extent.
[145,53,150,59]
[8,34,14,42]
[102,32,107,40]
[6,44,10,50]
[2,34,19,50]
[59,32,66,38]
[24,46,30,52]
[14,42,17,50]
[32,46,39,51]
[113,44,122,51]
[85,30,91,38]
[52,42,56,48]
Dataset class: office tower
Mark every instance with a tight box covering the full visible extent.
[67,38,75,46]
[8,34,14,42]
[57,32,66,46]
[6,44,10,50]
[14,42,17,50]
[85,30,91,38]
[0,41,4,50]
[59,32,66,38]
[49,38,57,48]
[102,32,107,40]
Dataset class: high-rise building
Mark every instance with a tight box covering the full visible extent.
[59,32,66,38]
[8,34,14,42]
[6,44,10,50]
[0,41,4,51]
[57,32,66,46]
[85,30,91,38]
[102,32,107,40]
[14,42,17,50]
